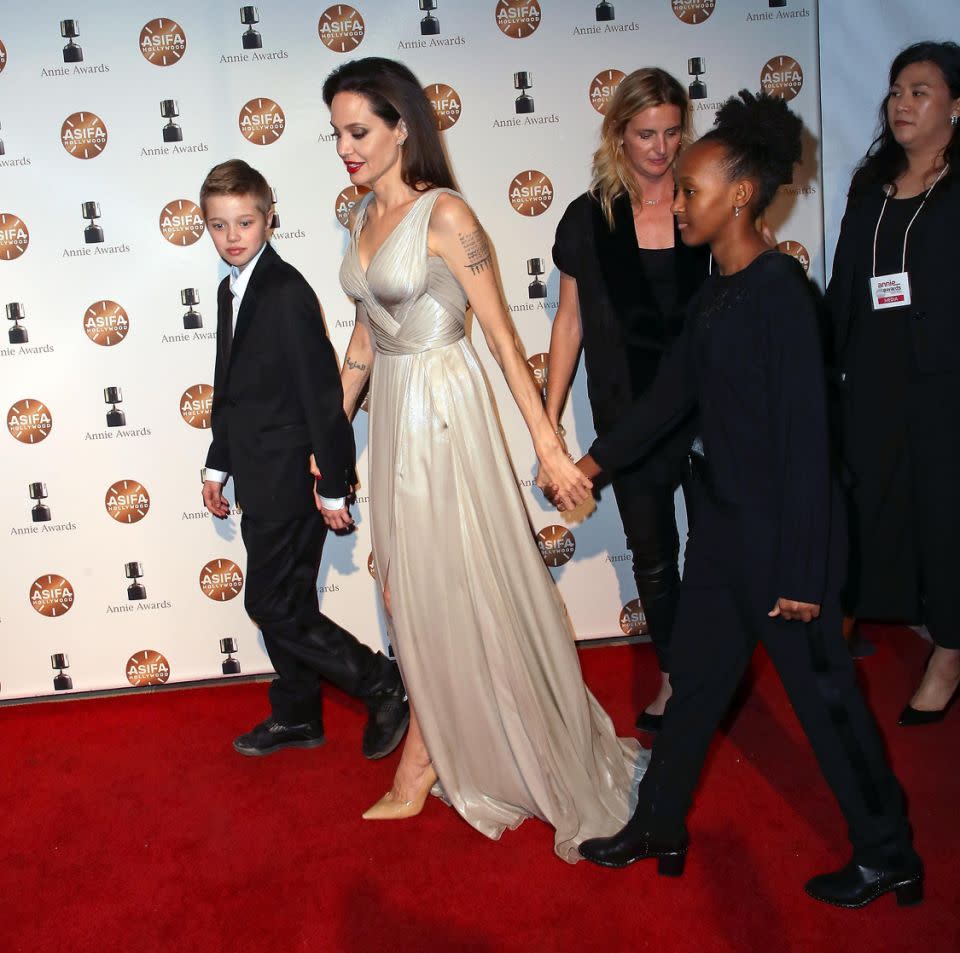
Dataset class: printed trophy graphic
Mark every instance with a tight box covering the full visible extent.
[104,386,126,427]
[52,653,73,691]
[270,187,280,229]
[29,482,51,523]
[419,0,440,36]
[161,100,183,143]
[181,288,202,329]
[6,302,27,344]
[82,202,104,244]
[221,637,241,675]
[688,57,707,100]
[61,19,83,63]
[527,258,547,299]
[125,562,147,600]
[0,119,5,156]
[241,6,263,49]
[514,72,534,114]
[596,1,615,21]
[769,0,787,7]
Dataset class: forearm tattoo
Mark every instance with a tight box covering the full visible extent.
[345,357,368,372]
[459,228,492,276]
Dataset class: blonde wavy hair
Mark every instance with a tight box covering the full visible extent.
[591,68,692,228]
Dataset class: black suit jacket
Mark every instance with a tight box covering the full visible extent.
[205,243,356,519]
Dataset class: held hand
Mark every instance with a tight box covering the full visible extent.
[768,597,821,623]
[202,480,230,519]
[320,503,354,532]
[536,443,592,512]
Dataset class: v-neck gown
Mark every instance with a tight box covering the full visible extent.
[340,188,644,861]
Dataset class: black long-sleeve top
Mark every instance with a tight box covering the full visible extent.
[590,251,830,604]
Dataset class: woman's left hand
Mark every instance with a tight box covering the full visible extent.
[536,444,592,511]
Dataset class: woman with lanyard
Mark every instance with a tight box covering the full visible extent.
[547,68,710,734]
[828,41,960,725]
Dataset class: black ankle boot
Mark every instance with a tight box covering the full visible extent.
[579,825,688,874]
[804,855,924,908]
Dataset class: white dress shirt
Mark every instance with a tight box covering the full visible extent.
[203,242,346,511]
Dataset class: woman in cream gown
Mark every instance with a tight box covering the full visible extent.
[324,57,645,862]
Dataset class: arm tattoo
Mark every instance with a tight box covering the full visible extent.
[459,228,492,276]
[345,357,368,372]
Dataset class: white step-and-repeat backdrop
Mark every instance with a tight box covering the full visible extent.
[0,0,822,700]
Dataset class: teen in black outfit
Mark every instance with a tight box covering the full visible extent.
[571,92,923,909]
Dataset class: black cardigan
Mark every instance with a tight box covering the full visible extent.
[552,191,710,486]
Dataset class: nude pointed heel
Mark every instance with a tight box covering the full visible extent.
[362,764,437,820]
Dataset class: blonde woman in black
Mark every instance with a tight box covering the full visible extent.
[548,68,709,733]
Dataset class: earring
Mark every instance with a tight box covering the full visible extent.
[952,115,959,127]
[398,137,407,145]
[734,205,741,218]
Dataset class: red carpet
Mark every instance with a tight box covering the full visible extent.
[2,625,957,953]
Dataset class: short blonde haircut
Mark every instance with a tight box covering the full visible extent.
[200,159,272,216]
[590,68,692,228]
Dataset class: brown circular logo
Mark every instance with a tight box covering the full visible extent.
[30,574,75,618]
[424,83,462,131]
[125,649,171,687]
[367,551,376,578]
[619,598,648,636]
[159,199,205,246]
[8,399,52,443]
[761,55,804,101]
[200,558,244,601]
[536,525,576,567]
[777,240,810,273]
[589,69,626,115]
[105,480,151,524]
[239,97,286,146]
[84,300,129,346]
[509,170,554,217]
[671,0,716,24]
[0,39,7,74]
[318,5,365,52]
[335,185,371,227]
[139,18,187,67]
[526,352,548,399]
[61,111,108,159]
[496,1,542,38]
[0,213,30,260]
[180,384,214,429]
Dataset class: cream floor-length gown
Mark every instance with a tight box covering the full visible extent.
[340,188,645,862]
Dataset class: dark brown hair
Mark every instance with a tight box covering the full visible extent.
[851,41,960,197]
[323,57,458,192]
[199,159,272,216]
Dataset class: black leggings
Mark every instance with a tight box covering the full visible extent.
[610,455,702,674]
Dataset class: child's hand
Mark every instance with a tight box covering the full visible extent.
[769,598,821,623]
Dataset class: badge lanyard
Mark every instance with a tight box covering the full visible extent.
[869,165,947,310]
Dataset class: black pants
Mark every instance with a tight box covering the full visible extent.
[241,510,396,724]
[633,494,914,865]
[611,454,703,674]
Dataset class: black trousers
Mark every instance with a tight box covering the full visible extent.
[240,510,396,724]
[633,494,914,865]
[611,454,703,674]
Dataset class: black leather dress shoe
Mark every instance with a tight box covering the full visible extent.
[233,717,325,757]
[635,711,663,734]
[804,857,924,908]
[363,683,409,759]
[579,827,688,875]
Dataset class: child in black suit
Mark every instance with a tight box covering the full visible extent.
[199,159,407,758]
